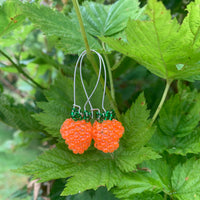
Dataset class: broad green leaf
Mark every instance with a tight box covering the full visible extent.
[115,147,160,172]
[158,90,200,138]
[16,143,123,196]
[18,0,144,54]
[76,0,144,37]
[0,24,34,48]
[120,93,155,149]
[149,127,200,156]
[113,93,159,172]
[0,0,25,37]
[172,158,200,200]
[19,2,101,54]
[102,0,200,81]
[149,87,200,155]
[113,158,200,200]
[0,94,43,132]
[167,129,200,155]
[112,159,171,199]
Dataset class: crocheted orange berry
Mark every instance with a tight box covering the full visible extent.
[60,109,92,154]
[92,111,124,153]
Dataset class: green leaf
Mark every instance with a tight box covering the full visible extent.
[102,0,200,81]
[120,93,155,149]
[0,0,25,37]
[16,143,123,195]
[112,159,171,199]
[76,0,144,37]
[172,158,200,200]
[0,94,43,132]
[112,93,160,172]
[19,0,144,54]
[149,87,200,155]
[113,157,200,200]
[19,2,101,54]
[158,90,200,138]
[149,127,200,156]
[115,147,161,172]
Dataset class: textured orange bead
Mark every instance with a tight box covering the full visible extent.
[92,119,124,153]
[60,118,92,154]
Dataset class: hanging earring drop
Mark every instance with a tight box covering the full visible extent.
[60,51,93,154]
[60,50,103,154]
[90,53,124,153]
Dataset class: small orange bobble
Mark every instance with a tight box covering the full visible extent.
[60,118,92,154]
[92,119,124,153]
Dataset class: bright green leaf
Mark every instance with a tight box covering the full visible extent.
[120,93,155,149]
[76,0,144,37]
[158,90,200,138]
[102,0,200,81]
[115,147,160,172]
[112,159,171,199]
[172,158,200,200]
[19,2,101,54]
[15,143,123,195]
[0,0,25,37]
[149,127,200,156]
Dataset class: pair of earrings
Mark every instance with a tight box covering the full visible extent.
[60,50,124,154]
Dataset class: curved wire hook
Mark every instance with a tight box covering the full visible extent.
[79,50,107,114]
[73,50,106,117]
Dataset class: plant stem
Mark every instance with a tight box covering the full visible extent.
[0,49,44,89]
[102,42,115,101]
[164,193,168,200]
[150,79,172,126]
[72,0,120,119]
[72,0,90,54]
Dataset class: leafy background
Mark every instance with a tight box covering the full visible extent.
[0,0,200,200]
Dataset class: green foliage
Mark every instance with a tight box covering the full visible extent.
[113,158,200,200]
[149,128,200,155]
[16,75,159,196]
[171,158,200,200]
[149,86,200,155]
[158,89,200,138]
[120,93,155,149]
[15,0,144,54]
[125,192,164,200]
[0,0,25,37]
[72,0,144,37]
[102,0,200,81]
[1,0,200,199]
[50,180,118,200]
[0,94,43,132]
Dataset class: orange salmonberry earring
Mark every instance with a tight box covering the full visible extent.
[80,50,125,153]
[60,50,102,154]
[92,110,124,153]
[90,53,124,153]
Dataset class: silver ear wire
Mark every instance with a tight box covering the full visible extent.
[74,49,107,118]
[79,50,107,118]
[73,50,86,111]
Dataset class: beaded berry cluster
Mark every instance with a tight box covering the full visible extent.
[60,109,124,154]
